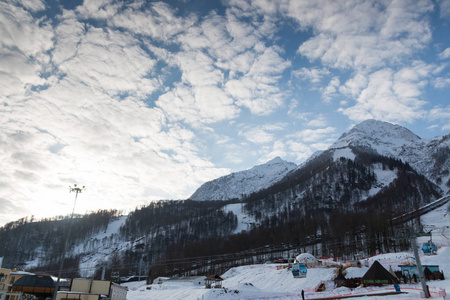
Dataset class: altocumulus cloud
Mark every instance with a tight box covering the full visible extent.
[0,0,448,225]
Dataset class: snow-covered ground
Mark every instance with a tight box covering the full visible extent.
[223,203,256,234]
[124,249,449,299]
[124,202,450,299]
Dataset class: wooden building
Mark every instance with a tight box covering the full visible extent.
[205,274,223,289]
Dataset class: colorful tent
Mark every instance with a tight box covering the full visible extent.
[295,253,316,264]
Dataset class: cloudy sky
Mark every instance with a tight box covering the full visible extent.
[1,0,449,225]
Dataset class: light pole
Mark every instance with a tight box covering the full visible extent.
[52,184,86,300]
[412,237,431,298]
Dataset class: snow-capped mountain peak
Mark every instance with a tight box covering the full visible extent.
[189,157,297,201]
[331,119,421,157]
[329,119,449,194]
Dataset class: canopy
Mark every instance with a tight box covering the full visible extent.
[295,253,316,263]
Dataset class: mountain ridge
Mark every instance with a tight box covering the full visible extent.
[189,156,297,201]
[191,120,449,201]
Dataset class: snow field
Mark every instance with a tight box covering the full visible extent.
[124,246,450,300]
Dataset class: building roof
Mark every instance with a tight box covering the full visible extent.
[205,274,223,281]
[362,261,397,282]
[167,276,206,282]
[12,274,55,288]
[335,270,346,281]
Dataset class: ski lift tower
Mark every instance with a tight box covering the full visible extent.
[52,184,86,300]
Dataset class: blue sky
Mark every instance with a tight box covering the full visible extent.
[0,0,449,225]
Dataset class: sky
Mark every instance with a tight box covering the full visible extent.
[0,0,449,226]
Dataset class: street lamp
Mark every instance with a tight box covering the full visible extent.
[52,184,86,300]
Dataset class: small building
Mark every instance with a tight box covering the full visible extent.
[166,276,206,286]
[0,268,12,300]
[12,274,55,298]
[399,265,443,281]
[205,274,223,289]
[0,268,34,300]
[110,283,128,300]
[334,269,346,287]
[152,277,169,284]
[362,261,398,286]
[56,278,127,300]
[336,266,369,289]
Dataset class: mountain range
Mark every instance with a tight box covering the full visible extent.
[191,119,449,201]
[1,119,449,281]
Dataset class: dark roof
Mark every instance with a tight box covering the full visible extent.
[13,275,55,288]
[424,267,433,277]
[362,261,397,282]
[335,270,346,281]
[205,274,223,281]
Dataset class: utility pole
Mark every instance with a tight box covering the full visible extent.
[411,237,430,298]
[52,184,86,300]
[138,257,143,282]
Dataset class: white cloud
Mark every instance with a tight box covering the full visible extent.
[284,0,440,127]
[428,106,450,121]
[322,77,340,102]
[340,73,368,99]
[1,81,232,222]
[111,1,194,41]
[175,51,224,86]
[292,0,432,71]
[306,115,328,127]
[225,46,290,115]
[433,77,450,89]
[76,0,120,20]
[437,0,450,18]
[257,140,288,164]
[0,1,243,224]
[0,2,54,101]
[286,140,314,162]
[176,9,260,69]
[293,67,330,84]
[148,6,291,120]
[13,0,46,12]
[439,47,450,60]
[0,0,448,225]
[156,84,239,126]
[291,127,336,143]
[56,26,159,97]
[238,123,285,144]
[287,99,304,119]
[172,8,291,116]
[338,67,429,123]
[52,11,85,64]
[0,3,53,56]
